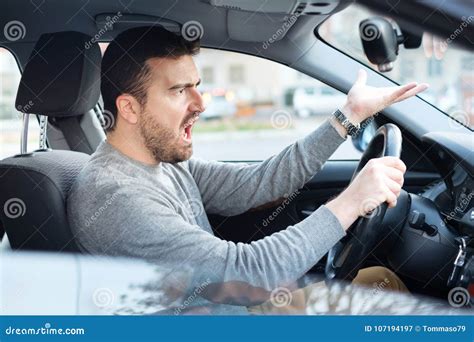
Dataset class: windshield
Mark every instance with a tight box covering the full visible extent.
[319,5,473,131]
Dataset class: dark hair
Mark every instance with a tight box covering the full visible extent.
[101,26,200,131]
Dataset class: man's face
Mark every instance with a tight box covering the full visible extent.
[138,55,203,163]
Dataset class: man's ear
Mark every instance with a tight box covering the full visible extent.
[115,94,141,125]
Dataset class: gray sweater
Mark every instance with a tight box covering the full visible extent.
[67,119,347,314]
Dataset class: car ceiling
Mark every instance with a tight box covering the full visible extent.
[1,0,351,67]
[2,0,472,67]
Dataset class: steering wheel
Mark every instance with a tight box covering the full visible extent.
[325,123,403,282]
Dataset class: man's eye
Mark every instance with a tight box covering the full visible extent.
[178,88,186,94]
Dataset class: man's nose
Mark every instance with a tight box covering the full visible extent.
[189,87,205,113]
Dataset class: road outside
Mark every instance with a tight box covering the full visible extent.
[0,109,361,161]
[193,108,361,161]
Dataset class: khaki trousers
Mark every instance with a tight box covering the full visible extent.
[248,266,408,315]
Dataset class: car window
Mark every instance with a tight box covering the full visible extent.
[0,48,39,159]
[193,49,361,161]
[319,5,473,131]
[98,44,361,161]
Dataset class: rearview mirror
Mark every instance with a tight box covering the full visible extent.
[359,17,422,72]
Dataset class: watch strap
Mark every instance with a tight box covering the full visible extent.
[333,109,361,137]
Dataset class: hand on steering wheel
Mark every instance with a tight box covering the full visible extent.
[325,124,404,281]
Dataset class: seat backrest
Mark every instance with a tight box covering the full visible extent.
[0,151,90,251]
[0,31,101,252]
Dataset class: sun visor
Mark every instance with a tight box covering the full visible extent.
[94,14,180,40]
[227,10,299,42]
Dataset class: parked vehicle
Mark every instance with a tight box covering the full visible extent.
[200,88,237,120]
[293,86,346,117]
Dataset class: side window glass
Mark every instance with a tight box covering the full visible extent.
[0,48,39,159]
[193,49,361,160]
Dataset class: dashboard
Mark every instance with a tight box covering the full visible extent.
[421,132,474,235]
[383,131,473,296]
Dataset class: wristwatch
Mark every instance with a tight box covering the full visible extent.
[333,109,361,137]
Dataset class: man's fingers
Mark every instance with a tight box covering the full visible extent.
[395,83,429,102]
[355,69,367,86]
[423,32,434,58]
[433,36,447,60]
[388,82,418,101]
[382,166,405,186]
[378,156,407,173]
[385,177,402,196]
[384,185,398,208]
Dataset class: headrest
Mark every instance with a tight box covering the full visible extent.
[15,31,101,117]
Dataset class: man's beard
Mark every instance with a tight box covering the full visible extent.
[139,110,193,164]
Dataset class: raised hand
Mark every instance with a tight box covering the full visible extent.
[342,69,429,124]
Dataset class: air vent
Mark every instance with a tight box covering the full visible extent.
[218,5,242,10]
[209,0,339,15]
[293,2,307,15]
[296,1,337,15]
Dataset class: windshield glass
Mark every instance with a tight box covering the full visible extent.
[319,5,473,131]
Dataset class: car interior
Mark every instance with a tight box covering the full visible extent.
[0,0,473,308]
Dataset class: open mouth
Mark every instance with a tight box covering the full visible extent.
[181,113,200,143]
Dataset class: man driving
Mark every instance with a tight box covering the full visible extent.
[67,26,428,314]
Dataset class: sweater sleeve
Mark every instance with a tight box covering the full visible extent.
[88,187,345,294]
[188,119,346,216]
